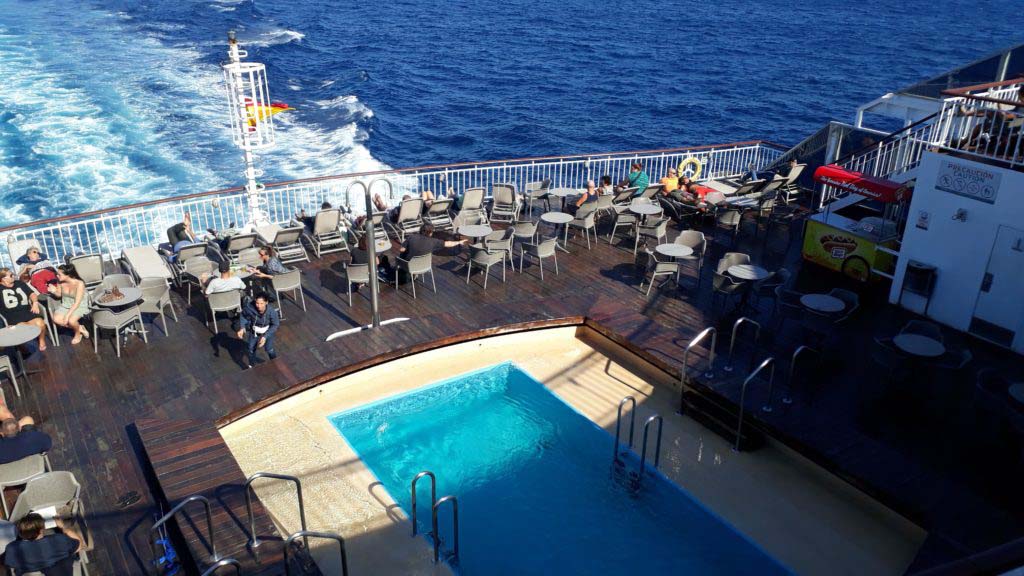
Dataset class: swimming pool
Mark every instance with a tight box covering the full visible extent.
[328,362,790,575]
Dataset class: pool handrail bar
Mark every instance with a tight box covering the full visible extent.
[411,470,437,536]
[724,317,761,372]
[200,558,241,576]
[736,357,775,451]
[432,495,460,564]
[283,530,349,576]
[244,472,307,551]
[678,326,717,414]
[613,396,637,463]
[150,495,219,564]
[784,345,820,404]
[638,414,664,478]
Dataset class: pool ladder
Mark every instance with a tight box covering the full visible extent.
[613,396,664,489]
[411,471,460,564]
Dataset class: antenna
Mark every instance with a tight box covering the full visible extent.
[222,30,277,225]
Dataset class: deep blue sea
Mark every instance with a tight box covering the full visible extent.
[0,0,1019,225]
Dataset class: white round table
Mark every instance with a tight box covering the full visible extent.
[0,324,40,385]
[629,203,662,216]
[655,244,694,258]
[547,188,582,210]
[458,225,494,240]
[893,334,946,358]
[541,212,574,253]
[1008,383,1024,404]
[727,264,770,281]
[93,286,142,308]
[800,293,845,313]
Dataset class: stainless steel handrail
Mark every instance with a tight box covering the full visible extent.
[613,396,636,462]
[432,495,459,564]
[678,326,716,414]
[411,470,437,536]
[283,530,349,576]
[346,179,383,328]
[783,346,819,404]
[724,317,760,372]
[150,495,219,564]
[200,558,241,576]
[736,357,775,452]
[639,415,664,476]
[245,472,307,551]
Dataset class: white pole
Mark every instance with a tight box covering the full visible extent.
[226,31,269,225]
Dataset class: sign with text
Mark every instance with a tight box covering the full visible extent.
[936,160,1000,204]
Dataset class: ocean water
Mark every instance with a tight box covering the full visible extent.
[329,363,791,575]
[0,0,1018,225]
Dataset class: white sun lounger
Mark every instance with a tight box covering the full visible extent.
[122,246,174,285]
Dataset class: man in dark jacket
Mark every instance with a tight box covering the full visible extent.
[236,292,280,369]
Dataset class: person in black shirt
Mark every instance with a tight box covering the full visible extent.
[0,410,52,465]
[3,513,81,576]
[0,268,48,351]
[399,225,466,258]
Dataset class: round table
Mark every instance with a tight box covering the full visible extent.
[458,225,494,241]
[541,212,574,253]
[547,188,582,210]
[629,203,662,216]
[893,334,946,358]
[727,264,770,281]
[93,286,142,308]
[0,324,41,385]
[1008,383,1024,404]
[655,243,694,259]
[800,293,845,313]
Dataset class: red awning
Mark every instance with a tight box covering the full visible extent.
[813,165,911,203]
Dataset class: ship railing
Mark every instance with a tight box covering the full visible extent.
[0,141,783,267]
[931,77,1024,169]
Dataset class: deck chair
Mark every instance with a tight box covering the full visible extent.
[524,179,552,216]
[207,289,242,334]
[780,163,806,204]
[138,277,178,336]
[92,305,146,358]
[0,453,49,518]
[386,198,425,241]
[394,254,436,298]
[169,243,208,286]
[271,269,306,319]
[261,225,308,265]
[7,238,44,270]
[489,183,520,223]
[453,187,488,228]
[305,209,349,258]
[423,198,455,232]
[639,184,663,199]
[343,263,370,307]
[121,247,174,286]
[9,471,92,570]
[759,174,788,196]
[224,233,259,263]
[67,254,104,289]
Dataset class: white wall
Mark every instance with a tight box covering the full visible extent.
[890,151,1024,353]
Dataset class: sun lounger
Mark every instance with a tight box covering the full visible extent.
[121,246,174,284]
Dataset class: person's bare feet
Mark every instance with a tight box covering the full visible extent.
[38,341,46,352]
[71,334,82,345]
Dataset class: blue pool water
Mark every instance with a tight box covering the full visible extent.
[329,363,791,575]
[0,0,1020,224]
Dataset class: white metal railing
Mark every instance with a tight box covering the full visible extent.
[0,142,783,267]
[932,79,1023,169]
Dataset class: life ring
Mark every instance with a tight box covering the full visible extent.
[678,157,703,180]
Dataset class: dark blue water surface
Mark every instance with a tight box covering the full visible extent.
[0,0,1018,223]
[330,363,792,575]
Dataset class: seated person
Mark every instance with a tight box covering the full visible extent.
[0,268,48,351]
[249,247,289,297]
[203,261,246,295]
[659,168,681,195]
[567,180,600,215]
[0,409,52,465]
[3,513,82,576]
[685,181,717,202]
[399,224,466,259]
[46,265,90,345]
[616,162,649,196]
[598,175,614,195]
[350,236,393,283]
[295,201,335,232]
[14,247,57,295]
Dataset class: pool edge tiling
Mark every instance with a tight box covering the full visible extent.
[220,327,925,576]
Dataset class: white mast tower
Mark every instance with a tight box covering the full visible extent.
[222,30,276,225]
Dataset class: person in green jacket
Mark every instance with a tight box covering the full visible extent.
[618,162,648,197]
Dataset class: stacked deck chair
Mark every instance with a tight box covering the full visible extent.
[121,246,174,286]
[452,187,488,229]
[258,223,309,265]
[305,208,350,258]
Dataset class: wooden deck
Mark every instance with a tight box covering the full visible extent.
[7,207,1024,575]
